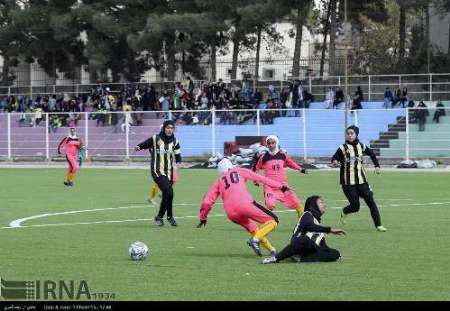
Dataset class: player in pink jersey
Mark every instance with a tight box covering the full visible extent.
[253,135,307,217]
[198,158,289,256]
[57,127,83,187]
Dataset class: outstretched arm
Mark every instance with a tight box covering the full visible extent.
[237,167,283,189]
[199,180,221,221]
[135,136,153,151]
[284,154,306,173]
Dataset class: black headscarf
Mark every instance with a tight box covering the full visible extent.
[345,125,360,145]
[159,120,176,143]
[304,195,323,222]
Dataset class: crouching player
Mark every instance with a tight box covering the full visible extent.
[198,158,289,256]
[262,195,346,264]
[253,135,307,217]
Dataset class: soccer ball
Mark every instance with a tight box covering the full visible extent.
[128,241,149,261]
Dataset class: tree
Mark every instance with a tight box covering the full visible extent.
[11,0,86,82]
[318,0,332,78]
[284,0,313,79]
[74,0,169,82]
[237,0,289,80]
[0,0,22,85]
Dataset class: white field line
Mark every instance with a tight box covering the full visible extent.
[2,200,450,231]
[6,199,412,228]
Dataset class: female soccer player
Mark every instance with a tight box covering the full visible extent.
[253,135,307,217]
[262,195,346,264]
[57,127,83,187]
[135,120,181,227]
[198,158,289,257]
[331,125,387,232]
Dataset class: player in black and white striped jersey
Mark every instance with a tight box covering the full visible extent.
[262,195,346,264]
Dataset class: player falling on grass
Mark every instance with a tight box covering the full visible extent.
[331,125,387,232]
[253,135,307,217]
[198,158,289,257]
[262,195,346,264]
[57,127,84,187]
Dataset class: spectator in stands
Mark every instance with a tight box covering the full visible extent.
[334,87,344,109]
[383,87,393,109]
[351,86,364,110]
[159,91,170,119]
[32,105,44,127]
[268,85,280,106]
[401,87,408,108]
[393,88,402,107]
[325,88,334,109]
[433,100,446,123]
[302,89,314,109]
[48,114,62,133]
[279,87,292,117]
[414,101,429,131]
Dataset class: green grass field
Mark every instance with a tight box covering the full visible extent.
[1,168,450,301]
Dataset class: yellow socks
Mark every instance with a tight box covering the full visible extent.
[149,183,159,199]
[254,220,278,241]
[260,237,275,252]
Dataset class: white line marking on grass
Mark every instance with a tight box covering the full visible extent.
[8,205,149,228]
[3,201,450,231]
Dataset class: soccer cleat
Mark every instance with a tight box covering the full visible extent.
[63,181,70,187]
[167,217,178,227]
[340,211,347,225]
[376,225,387,232]
[147,198,158,205]
[247,238,262,257]
[269,250,277,257]
[154,216,164,227]
[291,255,302,262]
[68,181,74,187]
[262,256,277,264]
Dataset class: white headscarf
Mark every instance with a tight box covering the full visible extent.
[266,135,279,155]
[217,158,235,175]
[68,127,77,139]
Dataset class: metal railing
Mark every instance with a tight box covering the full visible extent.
[1,73,449,102]
[0,107,448,161]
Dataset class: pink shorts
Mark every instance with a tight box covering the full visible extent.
[264,188,300,210]
[225,201,278,233]
[66,155,78,174]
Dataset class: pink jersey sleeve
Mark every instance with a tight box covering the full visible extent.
[237,167,283,189]
[284,153,303,171]
[199,179,221,221]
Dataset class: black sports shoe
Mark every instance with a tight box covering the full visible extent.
[64,181,70,187]
[167,217,178,227]
[154,216,164,227]
[68,181,74,187]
